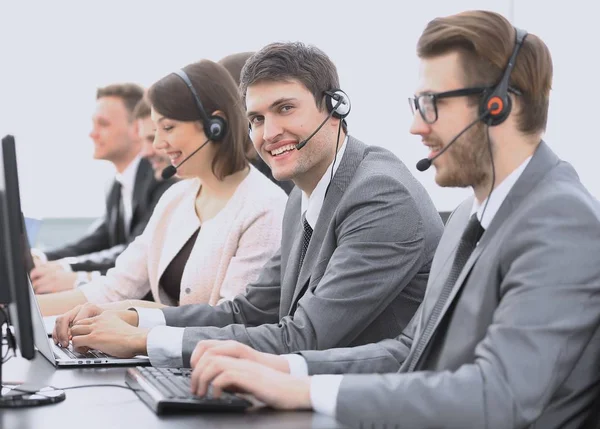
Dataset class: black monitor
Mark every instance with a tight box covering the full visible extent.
[0,199,10,305]
[0,136,35,360]
[0,135,65,407]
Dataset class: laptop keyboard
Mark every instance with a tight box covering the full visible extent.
[58,345,110,360]
[126,367,252,413]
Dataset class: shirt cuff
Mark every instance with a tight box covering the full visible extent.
[146,326,185,368]
[283,354,308,377]
[134,308,167,329]
[31,248,48,264]
[57,258,73,272]
[79,280,108,304]
[310,375,343,417]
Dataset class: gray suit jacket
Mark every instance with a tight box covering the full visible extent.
[161,136,443,366]
[300,141,600,429]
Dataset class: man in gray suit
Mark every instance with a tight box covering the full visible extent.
[185,11,600,429]
[55,43,443,367]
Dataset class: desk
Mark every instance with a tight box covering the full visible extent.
[1,352,346,429]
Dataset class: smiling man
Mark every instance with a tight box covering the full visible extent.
[55,43,443,368]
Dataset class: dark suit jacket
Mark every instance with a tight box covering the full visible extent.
[161,136,444,366]
[45,158,175,274]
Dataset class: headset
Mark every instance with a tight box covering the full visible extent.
[324,89,352,119]
[479,27,528,126]
[295,89,351,150]
[172,69,227,141]
[416,26,529,173]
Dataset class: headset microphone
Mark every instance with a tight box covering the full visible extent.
[296,107,338,150]
[416,110,491,172]
[296,91,350,150]
[161,138,211,180]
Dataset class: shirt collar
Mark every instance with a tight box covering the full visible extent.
[301,136,349,228]
[115,155,142,192]
[471,155,532,229]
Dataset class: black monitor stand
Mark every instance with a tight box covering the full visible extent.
[0,308,66,408]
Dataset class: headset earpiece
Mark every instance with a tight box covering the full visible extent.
[206,115,227,141]
[480,89,513,126]
[479,27,527,126]
[324,89,351,119]
[172,69,227,142]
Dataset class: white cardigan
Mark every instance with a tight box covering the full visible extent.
[80,167,287,306]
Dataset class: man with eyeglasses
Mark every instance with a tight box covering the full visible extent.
[183,11,600,429]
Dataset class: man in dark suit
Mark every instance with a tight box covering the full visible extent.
[182,11,600,429]
[31,84,174,294]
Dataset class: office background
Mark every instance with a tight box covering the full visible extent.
[0,0,597,234]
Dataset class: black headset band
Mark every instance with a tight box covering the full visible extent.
[172,69,211,125]
[494,27,528,97]
[481,26,528,126]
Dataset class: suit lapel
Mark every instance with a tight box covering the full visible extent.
[287,137,366,314]
[279,192,303,315]
[281,220,304,314]
[412,140,560,367]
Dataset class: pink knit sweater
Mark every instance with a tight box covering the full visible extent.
[80,167,287,306]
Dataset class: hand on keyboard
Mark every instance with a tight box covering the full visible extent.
[189,354,312,410]
[125,367,253,413]
[190,340,291,375]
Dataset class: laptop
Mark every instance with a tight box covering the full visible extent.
[29,279,150,368]
[23,216,42,247]
[20,216,149,368]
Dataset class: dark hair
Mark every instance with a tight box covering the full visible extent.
[239,42,347,132]
[96,83,145,120]
[219,52,256,159]
[417,10,553,135]
[219,52,255,87]
[148,60,248,180]
[132,97,151,120]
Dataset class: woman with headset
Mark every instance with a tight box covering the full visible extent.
[38,59,287,316]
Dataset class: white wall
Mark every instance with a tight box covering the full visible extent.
[0,0,597,218]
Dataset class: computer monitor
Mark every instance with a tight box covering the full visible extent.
[0,135,34,359]
[0,199,10,305]
[0,135,65,407]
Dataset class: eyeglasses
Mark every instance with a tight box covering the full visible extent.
[408,87,488,124]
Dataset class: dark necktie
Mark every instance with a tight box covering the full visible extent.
[289,214,314,316]
[298,214,313,270]
[114,182,127,244]
[407,214,485,372]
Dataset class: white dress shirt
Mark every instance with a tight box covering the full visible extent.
[135,137,349,368]
[285,155,533,418]
[301,137,348,228]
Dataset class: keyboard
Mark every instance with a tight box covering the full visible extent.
[59,345,109,360]
[125,367,252,414]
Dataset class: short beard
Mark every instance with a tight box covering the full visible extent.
[436,122,492,189]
